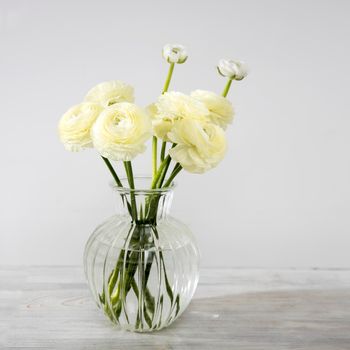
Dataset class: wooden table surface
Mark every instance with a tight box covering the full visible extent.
[1,266,350,349]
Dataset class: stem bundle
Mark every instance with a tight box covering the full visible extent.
[96,61,189,330]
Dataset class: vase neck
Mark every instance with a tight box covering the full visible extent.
[112,179,174,224]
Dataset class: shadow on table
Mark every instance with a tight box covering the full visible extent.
[143,289,350,349]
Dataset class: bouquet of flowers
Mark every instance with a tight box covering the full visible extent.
[58,44,247,332]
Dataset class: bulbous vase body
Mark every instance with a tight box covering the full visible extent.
[84,178,199,332]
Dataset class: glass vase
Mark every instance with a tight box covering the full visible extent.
[83,177,200,332]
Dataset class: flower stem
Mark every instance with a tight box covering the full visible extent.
[152,136,157,178]
[162,63,175,94]
[158,156,172,188]
[124,161,137,220]
[160,141,167,162]
[169,161,181,177]
[151,63,175,185]
[101,157,123,187]
[151,155,171,189]
[163,163,182,188]
[222,78,233,97]
[158,143,176,187]
[151,144,176,189]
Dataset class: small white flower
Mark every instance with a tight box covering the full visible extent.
[92,102,152,161]
[58,102,102,152]
[151,92,209,141]
[168,119,227,174]
[217,59,248,80]
[191,90,234,129]
[162,44,188,64]
[85,80,134,107]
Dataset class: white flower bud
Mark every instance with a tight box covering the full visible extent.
[162,44,188,64]
[217,59,248,80]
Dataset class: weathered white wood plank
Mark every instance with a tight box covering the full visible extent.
[1,267,350,349]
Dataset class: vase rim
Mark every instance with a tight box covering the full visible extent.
[110,175,176,194]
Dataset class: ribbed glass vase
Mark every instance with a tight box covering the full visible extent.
[84,177,200,332]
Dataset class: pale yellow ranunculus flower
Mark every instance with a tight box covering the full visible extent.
[191,90,234,129]
[58,102,102,152]
[92,102,152,161]
[168,119,227,174]
[85,80,134,107]
[152,92,209,141]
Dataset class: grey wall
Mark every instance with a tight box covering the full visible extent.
[1,0,349,267]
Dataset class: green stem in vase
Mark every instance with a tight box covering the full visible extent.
[152,136,158,178]
[163,163,182,188]
[124,161,137,220]
[103,226,155,325]
[101,156,123,187]
[165,162,181,186]
[158,156,172,188]
[154,143,176,188]
[160,141,167,162]
[151,155,171,189]
[102,156,133,216]
[222,78,233,97]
